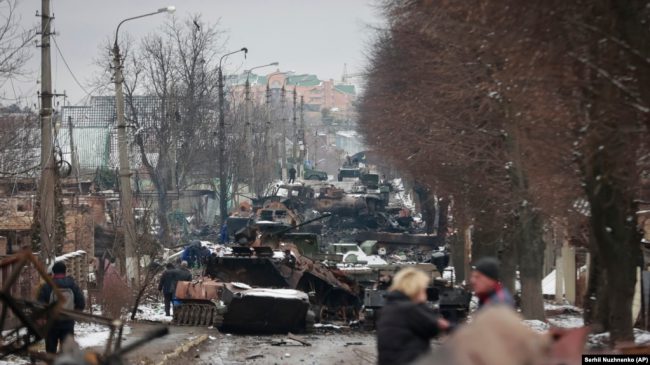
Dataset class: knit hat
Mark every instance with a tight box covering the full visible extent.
[472,257,500,281]
[52,261,66,274]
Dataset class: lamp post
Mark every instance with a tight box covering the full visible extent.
[113,5,175,286]
[244,62,278,197]
[218,47,248,226]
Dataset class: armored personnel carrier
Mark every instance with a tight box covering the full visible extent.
[173,280,312,333]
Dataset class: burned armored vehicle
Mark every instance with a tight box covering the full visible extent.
[358,264,471,329]
[173,280,312,333]
[202,215,361,323]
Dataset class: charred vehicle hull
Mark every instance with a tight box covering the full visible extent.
[203,252,361,323]
[173,280,312,333]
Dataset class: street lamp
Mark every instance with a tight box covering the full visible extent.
[218,47,248,226]
[112,6,175,286]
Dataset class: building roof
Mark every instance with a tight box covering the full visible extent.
[336,130,359,138]
[334,84,356,95]
[286,74,321,87]
[226,73,268,86]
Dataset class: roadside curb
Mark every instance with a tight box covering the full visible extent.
[156,334,209,365]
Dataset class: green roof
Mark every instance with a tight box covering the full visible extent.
[225,73,267,86]
[286,74,321,87]
[335,84,356,95]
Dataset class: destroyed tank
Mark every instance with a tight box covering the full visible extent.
[314,186,384,220]
[173,280,312,333]
[204,214,362,323]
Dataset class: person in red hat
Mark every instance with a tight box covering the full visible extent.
[470,257,514,309]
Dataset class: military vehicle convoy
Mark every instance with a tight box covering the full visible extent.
[170,158,470,333]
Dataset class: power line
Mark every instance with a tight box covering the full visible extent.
[51,35,92,98]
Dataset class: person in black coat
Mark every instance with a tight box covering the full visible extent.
[158,263,177,316]
[37,261,86,353]
[376,267,449,365]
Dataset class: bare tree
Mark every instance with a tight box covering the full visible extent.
[0,0,36,84]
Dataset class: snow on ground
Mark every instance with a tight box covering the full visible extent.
[547,314,585,328]
[75,322,132,349]
[524,319,550,332]
[0,356,28,365]
[588,329,650,349]
[544,302,582,313]
[133,302,172,323]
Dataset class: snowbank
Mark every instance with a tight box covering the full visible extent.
[548,314,584,328]
[134,302,172,323]
[241,288,309,301]
[0,357,28,365]
[75,322,132,349]
[588,329,650,348]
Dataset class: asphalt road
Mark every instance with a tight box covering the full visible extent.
[105,322,377,365]
[166,329,378,365]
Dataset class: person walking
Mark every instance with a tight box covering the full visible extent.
[37,261,85,353]
[470,256,515,309]
[288,166,297,184]
[376,267,449,365]
[158,263,177,316]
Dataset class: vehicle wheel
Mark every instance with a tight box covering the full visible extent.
[308,175,316,180]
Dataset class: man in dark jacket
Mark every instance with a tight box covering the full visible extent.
[288,166,297,184]
[470,256,515,309]
[37,261,85,353]
[158,263,177,316]
[376,267,449,365]
[178,261,192,281]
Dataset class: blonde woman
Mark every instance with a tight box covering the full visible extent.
[376,267,449,365]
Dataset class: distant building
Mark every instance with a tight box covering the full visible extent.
[228,71,357,116]
[335,130,364,156]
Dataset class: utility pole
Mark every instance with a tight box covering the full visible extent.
[265,83,272,178]
[113,36,139,285]
[38,0,56,265]
[218,66,227,226]
[244,78,255,196]
[111,6,175,285]
[299,95,305,175]
[67,116,82,194]
[291,87,298,178]
[280,85,287,181]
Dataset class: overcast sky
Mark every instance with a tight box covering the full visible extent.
[3,0,383,106]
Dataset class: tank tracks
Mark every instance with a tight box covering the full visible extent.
[172,303,224,327]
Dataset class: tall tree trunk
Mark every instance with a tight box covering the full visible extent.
[586,169,640,343]
[517,206,546,320]
[498,234,518,299]
[583,246,609,332]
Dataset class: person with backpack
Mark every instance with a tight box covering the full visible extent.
[37,261,85,353]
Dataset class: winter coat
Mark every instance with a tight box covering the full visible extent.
[477,283,515,309]
[158,268,192,295]
[37,274,85,329]
[376,291,441,365]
